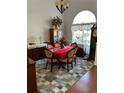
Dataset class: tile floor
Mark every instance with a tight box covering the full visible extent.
[36,57,94,93]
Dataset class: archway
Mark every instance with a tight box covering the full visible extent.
[71,10,96,55]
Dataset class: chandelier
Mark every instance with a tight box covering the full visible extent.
[55,0,69,14]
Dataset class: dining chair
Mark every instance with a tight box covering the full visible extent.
[54,43,61,49]
[73,47,79,65]
[70,42,78,48]
[58,48,76,72]
[47,44,54,50]
[44,48,58,72]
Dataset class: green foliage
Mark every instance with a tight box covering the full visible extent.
[51,16,62,26]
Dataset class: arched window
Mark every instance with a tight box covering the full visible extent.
[72,10,96,54]
[73,10,96,24]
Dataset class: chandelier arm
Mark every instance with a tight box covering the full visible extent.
[61,4,63,14]
[55,0,69,14]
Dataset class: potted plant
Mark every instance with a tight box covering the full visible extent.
[51,16,62,28]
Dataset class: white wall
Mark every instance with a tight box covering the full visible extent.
[63,0,97,41]
[27,0,62,44]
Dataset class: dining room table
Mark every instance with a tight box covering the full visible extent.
[48,46,73,59]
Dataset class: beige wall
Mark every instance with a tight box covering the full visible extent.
[27,0,97,43]
[27,0,62,44]
[63,0,97,41]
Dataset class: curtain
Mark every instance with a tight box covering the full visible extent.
[71,24,93,31]
[71,23,94,55]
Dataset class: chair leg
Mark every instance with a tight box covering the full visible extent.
[51,61,53,72]
[74,57,77,65]
[67,63,69,72]
[71,62,73,68]
[46,61,48,69]
[58,62,61,69]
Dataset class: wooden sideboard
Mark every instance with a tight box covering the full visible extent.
[27,47,46,93]
[28,47,46,61]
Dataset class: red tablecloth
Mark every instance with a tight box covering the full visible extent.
[53,46,73,59]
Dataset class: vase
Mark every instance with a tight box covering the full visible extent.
[52,25,59,30]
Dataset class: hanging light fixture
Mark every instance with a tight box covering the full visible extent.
[55,0,69,14]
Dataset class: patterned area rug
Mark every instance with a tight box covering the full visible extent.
[36,57,94,93]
